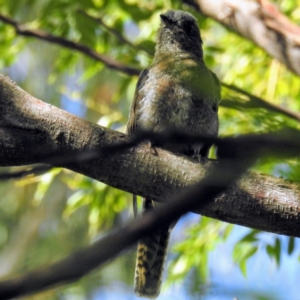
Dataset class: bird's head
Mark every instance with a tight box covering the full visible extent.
[156,10,203,59]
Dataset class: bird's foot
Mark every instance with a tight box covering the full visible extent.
[193,153,201,163]
[150,143,158,156]
[193,153,208,163]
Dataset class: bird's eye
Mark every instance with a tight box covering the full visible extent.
[183,21,193,34]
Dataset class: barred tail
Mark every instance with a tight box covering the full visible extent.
[134,199,171,299]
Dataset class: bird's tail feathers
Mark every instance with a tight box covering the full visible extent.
[134,199,171,299]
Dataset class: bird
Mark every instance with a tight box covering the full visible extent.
[127,9,221,299]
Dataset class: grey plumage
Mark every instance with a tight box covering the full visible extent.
[127,9,221,298]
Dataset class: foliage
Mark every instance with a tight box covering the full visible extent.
[168,217,233,281]
[0,0,300,299]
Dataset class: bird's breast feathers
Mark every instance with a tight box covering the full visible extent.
[136,57,220,133]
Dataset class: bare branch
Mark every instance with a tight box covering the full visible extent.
[1,6,300,124]
[1,10,298,125]
[0,125,300,298]
[184,0,300,76]
[78,10,137,49]
[221,83,300,122]
[1,74,300,238]
[0,165,52,180]
[3,1,300,80]
[0,139,264,299]
[0,14,140,76]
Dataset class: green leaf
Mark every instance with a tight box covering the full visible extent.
[233,242,258,277]
[274,237,281,265]
[266,238,281,266]
[288,237,295,255]
[239,229,259,243]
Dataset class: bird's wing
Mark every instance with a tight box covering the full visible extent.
[127,68,150,136]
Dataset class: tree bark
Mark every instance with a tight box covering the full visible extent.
[1,74,300,237]
[185,0,300,76]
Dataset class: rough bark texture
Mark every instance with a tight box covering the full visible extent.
[1,74,300,237]
[0,142,252,299]
[185,0,300,76]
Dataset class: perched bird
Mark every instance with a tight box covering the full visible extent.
[127,9,221,299]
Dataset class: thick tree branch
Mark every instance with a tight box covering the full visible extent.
[185,0,300,76]
[1,74,300,237]
[0,142,256,299]
[0,14,140,76]
[0,125,299,299]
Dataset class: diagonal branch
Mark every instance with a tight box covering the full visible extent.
[78,10,137,49]
[1,7,300,124]
[2,1,300,79]
[0,125,299,299]
[221,83,300,122]
[0,14,140,76]
[0,151,249,299]
[184,0,300,76]
[1,11,298,124]
[0,165,52,180]
[77,10,154,56]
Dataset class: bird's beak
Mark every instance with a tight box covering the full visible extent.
[160,14,172,26]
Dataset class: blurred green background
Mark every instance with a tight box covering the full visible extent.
[1,0,300,299]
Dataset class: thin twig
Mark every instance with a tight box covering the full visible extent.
[184,0,300,75]
[0,14,140,76]
[2,12,300,125]
[222,83,300,122]
[0,165,53,180]
[77,10,154,56]
[78,10,136,49]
